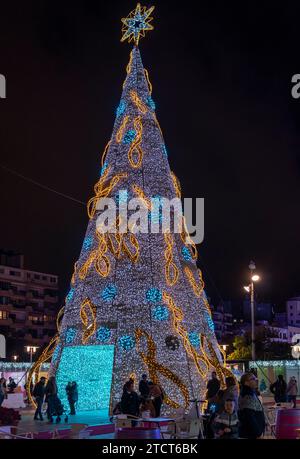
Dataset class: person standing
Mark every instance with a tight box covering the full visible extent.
[0,378,7,407]
[139,374,150,399]
[206,371,221,409]
[45,376,58,423]
[149,382,163,417]
[222,377,239,412]
[7,377,17,394]
[121,381,140,417]
[213,398,239,439]
[66,381,78,415]
[238,372,265,439]
[287,376,298,408]
[32,377,46,421]
[270,375,287,404]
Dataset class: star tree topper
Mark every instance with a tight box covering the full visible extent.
[121,3,155,46]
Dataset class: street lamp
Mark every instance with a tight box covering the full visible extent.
[12,355,18,361]
[243,260,261,361]
[25,346,39,363]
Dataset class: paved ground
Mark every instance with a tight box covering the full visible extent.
[17,408,110,433]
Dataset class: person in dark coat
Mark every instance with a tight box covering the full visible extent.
[206,372,221,410]
[7,377,17,394]
[139,374,150,398]
[238,372,265,439]
[45,376,58,423]
[33,377,46,421]
[270,375,287,403]
[121,381,140,417]
[66,381,78,415]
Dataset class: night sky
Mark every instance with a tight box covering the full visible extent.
[0,1,299,310]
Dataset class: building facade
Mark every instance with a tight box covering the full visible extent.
[0,250,59,360]
[287,296,300,327]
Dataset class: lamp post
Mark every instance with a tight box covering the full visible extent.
[243,261,260,362]
[25,346,39,363]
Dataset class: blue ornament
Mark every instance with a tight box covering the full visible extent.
[66,288,75,302]
[205,312,215,332]
[182,246,192,262]
[96,327,111,343]
[52,344,61,363]
[118,335,135,351]
[152,305,169,321]
[149,195,163,225]
[123,129,136,144]
[146,96,156,111]
[116,100,126,117]
[162,145,168,158]
[66,328,77,344]
[83,236,93,251]
[116,190,128,206]
[100,161,108,177]
[188,331,200,348]
[101,284,118,302]
[146,288,162,303]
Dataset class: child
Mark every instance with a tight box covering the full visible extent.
[213,398,239,439]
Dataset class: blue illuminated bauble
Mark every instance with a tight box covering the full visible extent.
[83,236,93,251]
[52,344,61,362]
[163,145,168,158]
[118,335,135,351]
[100,161,108,177]
[146,288,162,303]
[205,312,215,332]
[66,288,75,302]
[116,100,126,117]
[182,246,192,262]
[188,331,200,348]
[101,284,118,302]
[152,305,169,321]
[146,96,156,111]
[116,190,128,206]
[66,328,77,344]
[123,129,136,144]
[96,327,111,343]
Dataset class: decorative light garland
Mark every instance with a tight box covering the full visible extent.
[116,115,130,143]
[184,267,204,298]
[80,298,97,345]
[144,68,152,95]
[164,232,179,287]
[128,116,144,169]
[171,171,181,198]
[130,90,148,114]
[135,328,190,409]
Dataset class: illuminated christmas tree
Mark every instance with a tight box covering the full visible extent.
[43,4,231,414]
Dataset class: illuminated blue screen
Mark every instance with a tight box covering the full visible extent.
[56,345,115,412]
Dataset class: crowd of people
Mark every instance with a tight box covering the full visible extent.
[113,374,165,419]
[0,377,18,406]
[31,376,78,423]
[205,371,298,439]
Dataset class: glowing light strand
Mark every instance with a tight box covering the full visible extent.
[164,232,179,286]
[116,115,130,143]
[128,116,144,169]
[80,298,97,345]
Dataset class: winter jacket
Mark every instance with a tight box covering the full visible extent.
[238,385,265,439]
[33,381,45,398]
[270,379,287,402]
[139,380,150,398]
[121,391,140,417]
[213,411,239,439]
[287,381,298,396]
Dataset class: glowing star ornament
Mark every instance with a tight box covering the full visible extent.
[121,3,155,46]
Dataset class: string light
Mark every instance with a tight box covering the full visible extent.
[130,90,148,114]
[164,232,179,286]
[80,298,97,345]
[71,261,78,285]
[184,266,204,297]
[171,171,181,198]
[78,229,110,280]
[135,328,190,409]
[128,116,144,169]
[101,141,111,168]
[144,68,152,95]
[116,115,130,143]
[121,3,155,46]
[132,184,152,209]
